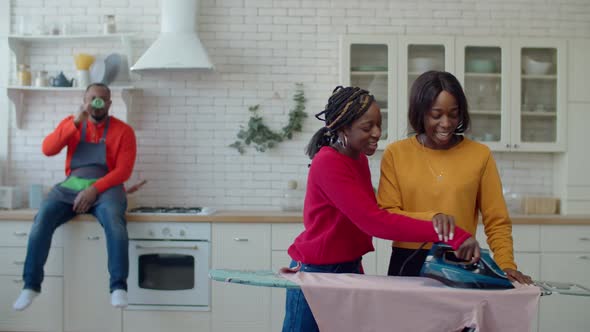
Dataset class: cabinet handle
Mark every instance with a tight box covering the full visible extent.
[87,236,100,240]
[233,238,249,242]
[13,260,25,265]
[579,237,590,241]
[505,144,510,148]
[135,244,199,250]
[577,255,590,260]
[513,144,519,148]
[13,279,23,284]
[13,232,27,237]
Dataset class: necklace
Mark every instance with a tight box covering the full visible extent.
[418,135,445,182]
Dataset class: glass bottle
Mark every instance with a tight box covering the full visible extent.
[281,180,303,212]
[17,64,32,86]
[103,15,116,34]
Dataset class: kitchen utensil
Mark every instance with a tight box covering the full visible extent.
[522,196,558,215]
[523,57,552,75]
[103,53,122,84]
[89,55,106,84]
[76,70,90,88]
[420,243,514,289]
[409,57,436,72]
[49,71,74,87]
[74,53,95,70]
[467,59,496,73]
[34,70,49,87]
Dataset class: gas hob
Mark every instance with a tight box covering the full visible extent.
[127,206,216,216]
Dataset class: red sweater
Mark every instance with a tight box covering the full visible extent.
[42,116,136,193]
[288,147,470,265]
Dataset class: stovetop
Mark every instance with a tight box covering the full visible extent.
[127,206,216,216]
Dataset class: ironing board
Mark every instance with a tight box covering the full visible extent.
[209,269,542,332]
[209,269,300,289]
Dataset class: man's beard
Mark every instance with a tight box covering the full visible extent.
[91,110,107,122]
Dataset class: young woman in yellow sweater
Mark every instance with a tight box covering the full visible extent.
[377,70,532,284]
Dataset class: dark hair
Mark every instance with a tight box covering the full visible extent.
[408,70,470,135]
[85,82,111,98]
[305,86,375,159]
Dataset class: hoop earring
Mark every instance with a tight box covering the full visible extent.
[338,134,348,148]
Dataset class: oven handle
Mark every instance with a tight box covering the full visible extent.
[135,244,199,250]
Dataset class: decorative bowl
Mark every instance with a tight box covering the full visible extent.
[466,59,496,73]
[409,57,436,72]
[523,57,552,75]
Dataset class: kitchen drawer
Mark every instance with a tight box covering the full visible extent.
[0,221,63,247]
[0,275,63,332]
[271,224,304,250]
[212,223,271,270]
[540,225,590,252]
[476,224,540,252]
[0,247,63,276]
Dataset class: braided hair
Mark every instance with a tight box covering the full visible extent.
[305,86,375,159]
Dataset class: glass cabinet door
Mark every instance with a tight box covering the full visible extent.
[518,47,558,144]
[456,38,511,151]
[464,46,503,143]
[398,37,454,140]
[340,36,396,146]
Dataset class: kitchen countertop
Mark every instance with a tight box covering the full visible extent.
[1,209,590,224]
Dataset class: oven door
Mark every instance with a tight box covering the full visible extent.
[128,240,210,307]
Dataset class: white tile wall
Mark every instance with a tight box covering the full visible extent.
[5,0,589,209]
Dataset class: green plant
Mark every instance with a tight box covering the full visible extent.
[230,83,307,154]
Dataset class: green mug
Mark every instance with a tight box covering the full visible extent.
[91,97,105,109]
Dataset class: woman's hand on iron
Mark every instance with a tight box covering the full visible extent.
[455,237,481,263]
[503,268,534,284]
[431,213,455,242]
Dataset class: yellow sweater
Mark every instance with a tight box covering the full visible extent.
[377,136,516,270]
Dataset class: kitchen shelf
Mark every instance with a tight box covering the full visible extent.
[522,74,557,80]
[6,85,139,129]
[351,71,388,76]
[471,110,502,115]
[465,72,502,78]
[521,111,557,117]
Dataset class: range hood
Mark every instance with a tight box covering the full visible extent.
[131,0,213,71]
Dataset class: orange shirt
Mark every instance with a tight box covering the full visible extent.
[42,116,136,193]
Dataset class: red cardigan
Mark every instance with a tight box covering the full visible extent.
[42,116,136,193]
[288,147,470,265]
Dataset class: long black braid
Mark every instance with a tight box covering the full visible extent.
[305,86,375,159]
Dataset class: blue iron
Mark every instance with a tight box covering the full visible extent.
[420,243,514,290]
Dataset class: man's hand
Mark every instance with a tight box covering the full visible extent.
[455,236,481,263]
[73,186,98,213]
[73,104,90,127]
[503,268,534,284]
[432,213,456,242]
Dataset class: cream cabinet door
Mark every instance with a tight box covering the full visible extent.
[63,221,122,332]
[211,223,271,332]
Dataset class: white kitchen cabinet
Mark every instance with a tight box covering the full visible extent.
[4,33,138,128]
[340,35,397,147]
[211,223,271,332]
[397,36,455,140]
[567,39,590,103]
[63,221,122,332]
[456,37,566,152]
[123,310,211,332]
[0,221,64,332]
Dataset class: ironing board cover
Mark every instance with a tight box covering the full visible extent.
[209,269,300,289]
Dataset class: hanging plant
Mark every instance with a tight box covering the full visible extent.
[229,83,307,154]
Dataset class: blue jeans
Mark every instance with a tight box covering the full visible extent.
[282,258,362,332]
[23,197,128,293]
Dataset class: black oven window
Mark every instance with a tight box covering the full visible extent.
[138,254,195,290]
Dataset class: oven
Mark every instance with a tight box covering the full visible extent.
[126,217,211,311]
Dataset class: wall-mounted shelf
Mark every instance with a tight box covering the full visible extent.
[6,85,139,129]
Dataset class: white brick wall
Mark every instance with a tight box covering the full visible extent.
[5,0,589,209]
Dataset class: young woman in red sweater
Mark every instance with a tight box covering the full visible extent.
[282,86,481,332]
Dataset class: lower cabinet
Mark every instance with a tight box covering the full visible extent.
[63,221,122,332]
[0,221,63,332]
[211,223,272,332]
[123,310,211,332]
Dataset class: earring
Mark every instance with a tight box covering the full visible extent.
[337,134,348,148]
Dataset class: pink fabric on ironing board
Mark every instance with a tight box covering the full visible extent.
[281,272,540,332]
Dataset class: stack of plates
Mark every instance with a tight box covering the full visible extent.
[90,53,130,85]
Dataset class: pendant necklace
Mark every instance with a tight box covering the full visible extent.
[419,135,445,182]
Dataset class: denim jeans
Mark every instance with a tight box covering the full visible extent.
[282,258,362,332]
[23,197,128,293]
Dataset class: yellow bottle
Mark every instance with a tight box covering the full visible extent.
[17,64,32,86]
